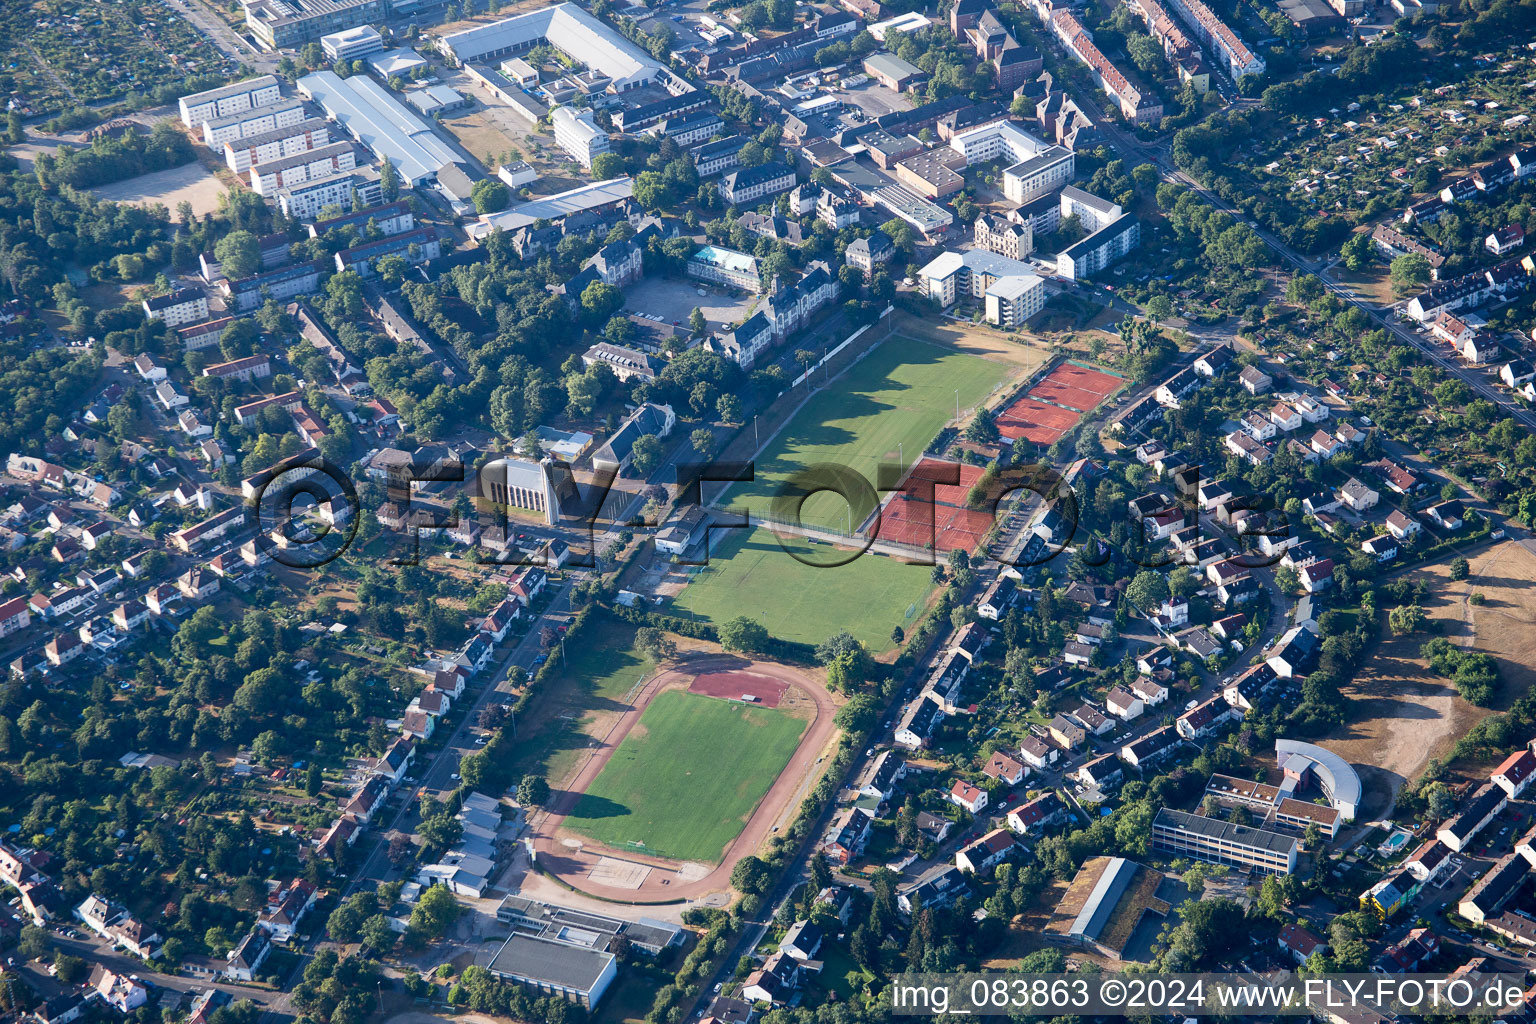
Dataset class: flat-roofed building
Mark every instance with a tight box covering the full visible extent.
[437,3,668,92]
[273,169,383,221]
[1004,146,1074,202]
[487,933,616,1007]
[201,97,309,149]
[243,0,389,49]
[984,272,1046,327]
[895,148,966,198]
[918,248,1036,308]
[1151,807,1299,874]
[1273,797,1341,839]
[687,245,761,293]
[321,25,384,61]
[1045,856,1172,959]
[224,118,331,174]
[551,106,610,169]
[180,76,282,131]
[298,71,464,186]
[249,141,357,196]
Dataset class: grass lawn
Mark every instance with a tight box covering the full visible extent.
[508,615,655,785]
[668,526,936,651]
[563,690,807,863]
[721,334,1013,530]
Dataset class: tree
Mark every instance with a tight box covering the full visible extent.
[716,394,742,423]
[1275,565,1300,594]
[1388,604,1425,635]
[1145,294,1173,322]
[515,774,550,806]
[408,884,461,941]
[690,427,714,455]
[718,616,770,654]
[635,626,675,663]
[630,433,663,477]
[633,170,670,210]
[214,231,261,279]
[305,763,323,797]
[359,915,397,953]
[379,155,399,201]
[591,152,624,179]
[1389,253,1431,290]
[731,855,772,895]
[689,307,707,337]
[1125,570,1169,613]
[1340,232,1372,271]
[891,625,904,645]
[17,925,48,961]
[470,179,510,214]
[580,281,623,324]
[834,693,879,734]
[1449,556,1469,581]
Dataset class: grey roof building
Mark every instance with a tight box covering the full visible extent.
[488,933,617,1007]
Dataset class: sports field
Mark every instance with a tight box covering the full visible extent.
[670,526,936,650]
[507,616,655,785]
[723,334,1013,529]
[563,690,808,863]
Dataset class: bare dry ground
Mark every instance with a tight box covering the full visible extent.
[891,311,1053,372]
[90,161,228,217]
[1324,540,1536,812]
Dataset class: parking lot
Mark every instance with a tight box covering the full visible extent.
[622,275,760,335]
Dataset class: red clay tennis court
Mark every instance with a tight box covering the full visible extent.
[1028,363,1125,413]
[876,493,993,552]
[871,458,994,552]
[996,395,1081,444]
[688,669,789,707]
[903,457,985,506]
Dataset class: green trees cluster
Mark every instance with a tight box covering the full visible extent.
[34,121,196,189]
[1422,636,1501,704]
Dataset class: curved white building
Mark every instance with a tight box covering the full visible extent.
[1275,739,1361,820]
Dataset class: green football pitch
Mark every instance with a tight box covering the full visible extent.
[669,334,1015,651]
[670,526,936,650]
[722,333,1013,529]
[562,690,808,863]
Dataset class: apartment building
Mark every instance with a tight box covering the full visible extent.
[1042,6,1162,122]
[274,169,383,221]
[1003,147,1074,203]
[983,272,1047,327]
[1151,807,1299,874]
[200,98,308,149]
[551,106,610,169]
[975,213,1032,260]
[179,76,282,131]
[1162,0,1265,79]
[249,141,357,196]
[142,288,209,327]
[719,162,797,206]
[1058,213,1140,281]
[225,118,331,174]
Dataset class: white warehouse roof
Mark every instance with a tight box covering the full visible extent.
[437,3,664,91]
[297,71,463,186]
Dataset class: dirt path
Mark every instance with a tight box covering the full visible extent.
[525,654,839,904]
